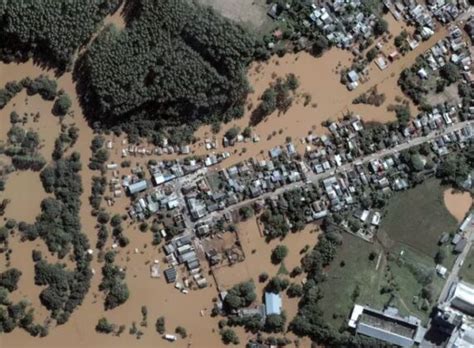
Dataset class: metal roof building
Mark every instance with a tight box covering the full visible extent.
[448,282,474,316]
[265,292,282,316]
[349,304,424,347]
[127,180,148,195]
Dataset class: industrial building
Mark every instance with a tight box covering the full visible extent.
[349,304,425,347]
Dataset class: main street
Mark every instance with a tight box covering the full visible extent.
[194,120,473,227]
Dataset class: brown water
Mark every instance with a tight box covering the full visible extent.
[98,16,446,169]
[444,189,472,223]
[0,16,449,347]
[0,60,228,348]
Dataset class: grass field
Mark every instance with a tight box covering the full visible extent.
[319,234,384,328]
[380,179,458,258]
[387,244,444,323]
[319,235,444,327]
[319,180,455,327]
[460,248,474,285]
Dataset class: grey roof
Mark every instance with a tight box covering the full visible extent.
[128,180,148,194]
[356,323,415,347]
[164,268,177,283]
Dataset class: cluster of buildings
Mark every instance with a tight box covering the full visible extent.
[435,280,474,347]
[386,0,468,30]
[120,105,472,238]
[417,24,472,80]
[162,234,208,290]
[308,0,378,49]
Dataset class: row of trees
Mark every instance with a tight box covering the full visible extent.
[0,76,58,110]
[76,0,255,142]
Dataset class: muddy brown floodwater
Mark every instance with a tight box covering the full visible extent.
[0,13,450,348]
[443,189,472,223]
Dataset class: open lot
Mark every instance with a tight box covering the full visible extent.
[196,0,272,33]
[318,234,384,328]
[380,179,458,258]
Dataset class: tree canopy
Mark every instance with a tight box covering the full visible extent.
[76,0,255,140]
[0,0,120,70]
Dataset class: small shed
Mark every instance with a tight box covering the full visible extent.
[454,238,467,254]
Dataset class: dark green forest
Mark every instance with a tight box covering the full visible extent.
[75,0,255,142]
[0,0,256,143]
[0,0,120,70]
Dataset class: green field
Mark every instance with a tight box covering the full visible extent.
[460,248,474,285]
[380,179,458,258]
[319,180,455,327]
[318,234,383,328]
[386,244,444,323]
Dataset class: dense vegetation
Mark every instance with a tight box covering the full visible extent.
[4,125,46,171]
[261,186,319,239]
[223,281,256,312]
[0,0,120,70]
[99,251,129,310]
[251,74,299,125]
[76,0,255,144]
[24,153,92,326]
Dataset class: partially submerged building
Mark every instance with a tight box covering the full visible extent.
[265,292,282,316]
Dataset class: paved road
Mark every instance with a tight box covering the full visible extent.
[194,120,473,227]
[438,213,474,304]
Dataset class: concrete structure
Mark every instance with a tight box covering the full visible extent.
[349,305,424,347]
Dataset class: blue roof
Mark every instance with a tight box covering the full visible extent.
[265,292,282,315]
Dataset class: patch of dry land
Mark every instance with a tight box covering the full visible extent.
[0,15,451,348]
[444,189,472,223]
[196,0,270,32]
